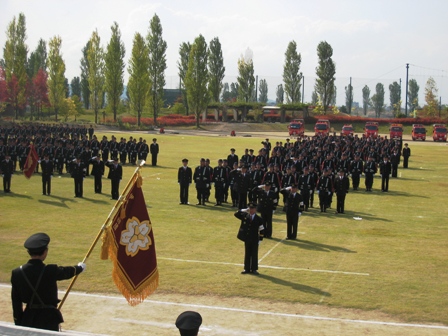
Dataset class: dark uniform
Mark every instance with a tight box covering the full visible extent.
[364,156,377,192]
[297,168,313,210]
[105,158,123,200]
[402,144,411,168]
[150,138,159,166]
[213,160,226,205]
[89,156,105,193]
[334,170,350,214]
[379,157,392,192]
[280,185,304,240]
[11,233,84,331]
[193,159,210,205]
[235,166,251,209]
[40,156,53,195]
[349,155,364,190]
[316,170,333,212]
[235,204,264,274]
[254,182,278,238]
[70,158,86,197]
[178,158,192,204]
[1,154,14,192]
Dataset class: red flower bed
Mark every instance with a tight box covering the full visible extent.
[118,114,217,127]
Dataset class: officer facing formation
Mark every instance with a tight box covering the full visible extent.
[11,233,85,331]
[178,158,192,205]
[40,154,54,196]
[254,182,278,238]
[402,143,411,168]
[1,153,14,193]
[280,184,304,240]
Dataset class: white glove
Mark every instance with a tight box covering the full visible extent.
[78,262,86,272]
[317,190,319,195]
[299,202,304,206]
[272,210,275,214]
[258,184,265,189]
[50,175,53,179]
[298,212,302,216]
[328,191,331,195]
[240,208,249,213]
[38,160,41,163]
[286,186,292,191]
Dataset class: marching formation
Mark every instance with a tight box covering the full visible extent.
[0,124,159,199]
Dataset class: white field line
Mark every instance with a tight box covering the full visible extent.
[258,238,285,263]
[158,257,369,276]
[1,285,446,331]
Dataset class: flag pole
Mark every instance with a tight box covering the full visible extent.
[58,160,146,310]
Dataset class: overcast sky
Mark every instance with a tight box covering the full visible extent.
[1,0,447,105]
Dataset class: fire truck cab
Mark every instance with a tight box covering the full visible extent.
[364,121,379,138]
[341,124,354,136]
[389,123,403,139]
[314,119,330,136]
[288,119,305,136]
[432,124,447,142]
[411,124,427,141]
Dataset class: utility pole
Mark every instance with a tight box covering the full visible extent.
[302,76,305,104]
[405,63,409,117]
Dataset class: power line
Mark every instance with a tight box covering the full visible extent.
[409,64,448,74]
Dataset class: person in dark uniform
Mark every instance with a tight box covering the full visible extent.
[390,149,400,178]
[213,159,226,206]
[175,311,202,336]
[235,203,264,275]
[1,153,14,193]
[40,154,53,196]
[280,184,304,239]
[349,154,364,190]
[11,233,85,331]
[150,138,159,166]
[297,166,312,210]
[364,155,377,192]
[254,181,278,238]
[402,143,411,168]
[316,168,333,212]
[70,157,86,198]
[227,148,238,168]
[193,158,210,205]
[105,157,123,200]
[89,156,105,194]
[379,155,392,192]
[334,169,350,214]
[178,158,192,205]
[88,125,94,140]
[236,165,251,209]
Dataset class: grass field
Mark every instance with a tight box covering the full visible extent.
[0,131,447,327]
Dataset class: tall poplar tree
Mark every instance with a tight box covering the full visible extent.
[283,41,302,103]
[389,81,401,115]
[177,42,191,115]
[408,79,419,114]
[80,41,91,109]
[28,39,47,77]
[371,83,385,118]
[208,37,225,103]
[237,49,255,103]
[47,36,66,121]
[87,30,105,124]
[71,77,81,97]
[314,41,336,114]
[276,84,284,104]
[127,33,150,127]
[185,35,209,128]
[345,83,353,114]
[3,13,28,118]
[104,22,125,122]
[258,79,268,104]
[147,14,167,125]
[362,85,370,115]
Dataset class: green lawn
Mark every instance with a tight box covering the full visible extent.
[1,132,447,325]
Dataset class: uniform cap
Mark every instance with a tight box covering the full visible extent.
[152,138,157,141]
[175,311,202,336]
[182,158,188,162]
[230,148,235,151]
[248,202,257,208]
[24,233,50,254]
[249,149,254,152]
[291,184,299,188]
[264,181,271,186]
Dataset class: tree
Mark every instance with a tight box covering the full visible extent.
[177,42,191,115]
[276,84,284,104]
[230,82,239,101]
[208,37,225,103]
[80,41,91,109]
[71,77,81,97]
[283,41,302,103]
[47,36,66,121]
[311,90,318,105]
[345,83,353,114]
[64,78,70,98]
[3,13,28,118]
[185,35,209,128]
[408,79,419,114]
[147,14,167,125]
[371,83,385,118]
[27,39,46,78]
[331,85,337,106]
[362,85,370,115]
[127,33,150,127]
[87,30,105,124]
[314,41,336,114]
[104,22,125,122]
[32,68,49,119]
[258,78,268,104]
[59,97,77,121]
[237,48,255,102]
[389,81,401,116]
[424,77,438,117]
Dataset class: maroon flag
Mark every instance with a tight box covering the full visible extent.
[101,173,158,306]
[23,144,39,179]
